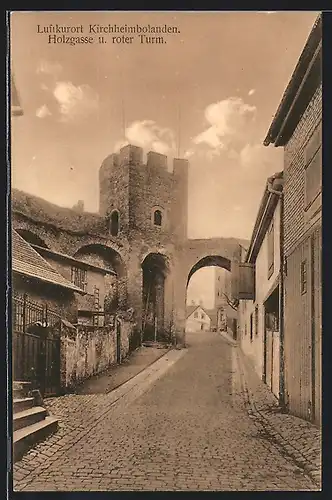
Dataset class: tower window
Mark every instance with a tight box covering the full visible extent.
[153,209,162,227]
[110,210,119,236]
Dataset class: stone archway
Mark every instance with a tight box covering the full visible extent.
[173,238,243,346]
[141,252,172,343]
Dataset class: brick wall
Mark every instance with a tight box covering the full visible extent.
[283,84,322,256]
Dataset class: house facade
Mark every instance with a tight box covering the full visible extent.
[12,230,85,392]
[238,173,284,399]
[15,235,118,327]
[264,15,322,425]
[185,305,211,332]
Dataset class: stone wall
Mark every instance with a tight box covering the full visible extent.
[60,319,134,390]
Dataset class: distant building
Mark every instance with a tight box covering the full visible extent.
[264,14,322,425]
[214,268,237,337]
[185,305,211,332]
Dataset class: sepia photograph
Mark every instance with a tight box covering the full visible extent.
[9,10,322,492]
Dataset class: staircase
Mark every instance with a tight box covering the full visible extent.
[13,381,59,462]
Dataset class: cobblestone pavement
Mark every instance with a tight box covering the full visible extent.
[237,346,321,488]
[13,331,319,492]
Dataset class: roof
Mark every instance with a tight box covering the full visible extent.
[12,188,106,235]
[264,14,322,147]
[31,244,116,276]
[12,230,85,294]
[245,172,284,264]
[186,305,212,320]
[11,74,23,117]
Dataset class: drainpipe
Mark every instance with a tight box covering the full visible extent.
[267,180,285,408]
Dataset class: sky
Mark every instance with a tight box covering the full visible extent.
[10,11,318,307]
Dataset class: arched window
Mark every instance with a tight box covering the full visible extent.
[110,210,119,236]
[153,209,162,227]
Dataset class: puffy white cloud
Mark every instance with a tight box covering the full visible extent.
[192,97,257,159]
[184,149,195,159]
[239,143,274,169]
[53,81,99,122]
[35,104,52,119]
[118,120,176,155]
[248,89,256,96]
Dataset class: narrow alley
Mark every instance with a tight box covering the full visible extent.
[13,332,319,492]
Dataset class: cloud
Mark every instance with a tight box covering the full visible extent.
[37,60,63,77]
[192,97,257,158]
[53,81,99,122]
[116,120,176,155]
[239,143,275,170]
[36,104,52,119]
[248,89,256,96]
[184,149,195,159]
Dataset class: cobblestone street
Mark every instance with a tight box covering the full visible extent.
[13,332,320,492]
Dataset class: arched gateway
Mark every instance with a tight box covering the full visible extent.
[11,144,247,346]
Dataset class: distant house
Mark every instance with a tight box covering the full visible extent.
[214,268,238,337]
[185,305,211,332]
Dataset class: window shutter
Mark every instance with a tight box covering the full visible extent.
[232,262,255,300]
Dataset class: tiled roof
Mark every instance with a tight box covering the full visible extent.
[12,230,85,294]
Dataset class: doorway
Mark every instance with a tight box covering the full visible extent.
[264,286,280,399]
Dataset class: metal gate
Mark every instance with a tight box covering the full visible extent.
[12,293,61,397]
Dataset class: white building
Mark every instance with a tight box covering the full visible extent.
[185,305,211,333]
[237,172,283,400]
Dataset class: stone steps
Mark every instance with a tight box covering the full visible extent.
[13,416,59,463]
[13,397,34,414]
[13,406,47,431]
[12,381,59,462]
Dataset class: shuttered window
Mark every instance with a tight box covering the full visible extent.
[255,305,259,336]
[71,266,87,291]
[268,221,274,279]
[305,125,322,208]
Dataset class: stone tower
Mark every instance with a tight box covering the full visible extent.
[99,144,189,341]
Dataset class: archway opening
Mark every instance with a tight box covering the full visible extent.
[153,209,162,227]
[185,255,236,337]
[15,229,49,248]
[110,210,119,236]
[141,253,169,343]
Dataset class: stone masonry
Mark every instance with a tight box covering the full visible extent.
[12,144,248,346]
